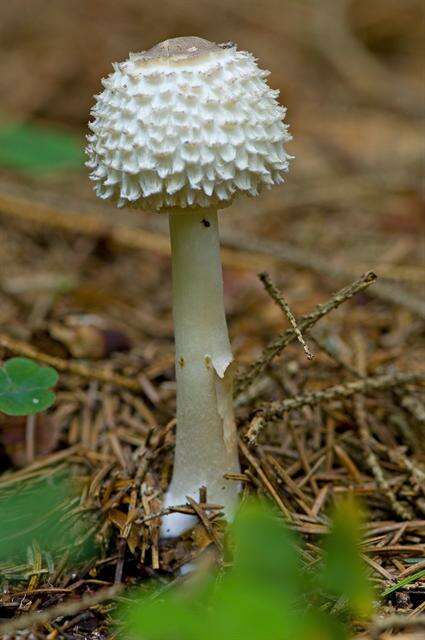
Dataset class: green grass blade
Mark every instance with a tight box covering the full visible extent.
[382,568,425,597]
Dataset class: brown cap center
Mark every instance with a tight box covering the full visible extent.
[142,36,223,62]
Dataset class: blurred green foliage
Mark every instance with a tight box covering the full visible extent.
[120,498,374,640]
[321,498,374,618]
[0,122,83,174]
[0,357,58,416]
[0,469,97,578]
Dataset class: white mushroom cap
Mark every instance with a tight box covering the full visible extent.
[86,37,292,211]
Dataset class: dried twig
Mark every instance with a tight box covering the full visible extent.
[247,371,425,444]
[137,503,223,525]
[352,332,413,520]
[235,271,377,396]
[259,272,314,360]
[186,496,223,550]
[0,585,121,635]
[238,439,294,521]
[369,613,425,640]
[0,333,141,392]
[390,450,425,495]
[309,332,360,378]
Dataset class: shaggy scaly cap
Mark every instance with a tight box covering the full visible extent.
[86,37,292,211]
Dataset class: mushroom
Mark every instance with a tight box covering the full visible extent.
[86,37,292,537]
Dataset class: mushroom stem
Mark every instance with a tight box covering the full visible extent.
[161,209,240,538]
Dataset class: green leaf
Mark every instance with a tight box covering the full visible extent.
[0,357,59,415]
[120,499,351,640]
[229,499,303,598]
[0,122,83,174]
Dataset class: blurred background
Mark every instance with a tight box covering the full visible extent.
[0,0,423,284]
[0,3,424,634]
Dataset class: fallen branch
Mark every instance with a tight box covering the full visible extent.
[246,371,425,444]
[234,271,377,396]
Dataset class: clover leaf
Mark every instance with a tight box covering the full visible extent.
[0,358,59,416]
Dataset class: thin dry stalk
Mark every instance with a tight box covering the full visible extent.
[238,439,294,521]
[369,613,425,640]
[352,332,413,520]
[0,332,141,392]
[0,585,122,635]
[258,271,314,360]
[247,371,425,444]
[235,271,377,396]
